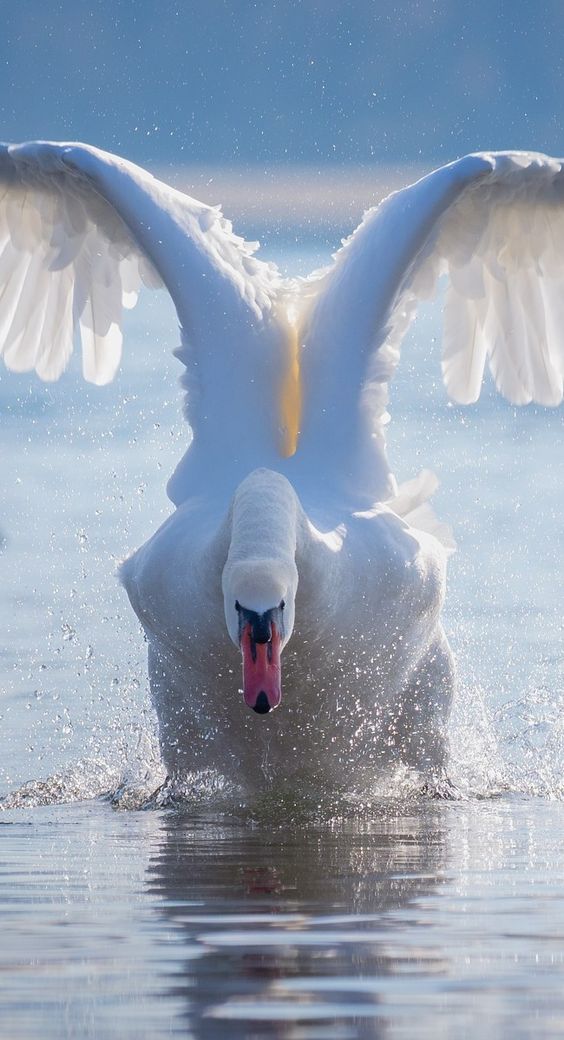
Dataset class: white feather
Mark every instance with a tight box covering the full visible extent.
[0,141,279,413]
[434,156,564,406]
[3,257,52,369]
[35,267,74,381]
[0,251,31,352]
[293,151,563,508]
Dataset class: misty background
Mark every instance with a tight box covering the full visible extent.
[2,1,563,234]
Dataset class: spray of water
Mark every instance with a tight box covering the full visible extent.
[2,658,563,817]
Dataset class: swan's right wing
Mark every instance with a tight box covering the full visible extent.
[296,152,564,505]
[0,143,288,500]
[0,142,159,384]
[0,142,279,384]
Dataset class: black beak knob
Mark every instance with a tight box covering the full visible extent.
[252,691,271,714]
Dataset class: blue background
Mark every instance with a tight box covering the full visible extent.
[2,1,563,166]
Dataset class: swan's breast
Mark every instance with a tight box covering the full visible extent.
[119,500,228,653]
[297,508,447,656]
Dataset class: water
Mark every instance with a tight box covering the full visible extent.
[1,240,563,1037]
[3,800,564,1039]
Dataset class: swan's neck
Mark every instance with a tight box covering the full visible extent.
[221,469,301,627]
[226,469,299,567]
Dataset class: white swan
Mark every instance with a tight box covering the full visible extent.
[1,142,562,789]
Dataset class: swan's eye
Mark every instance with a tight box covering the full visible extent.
[280,600,285,610]
[235,600,241,612]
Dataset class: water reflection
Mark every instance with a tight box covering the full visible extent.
[147,804,450,1038]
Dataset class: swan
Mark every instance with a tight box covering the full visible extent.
[1,142,562,790]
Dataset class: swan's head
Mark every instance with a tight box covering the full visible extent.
[222,560,297,714]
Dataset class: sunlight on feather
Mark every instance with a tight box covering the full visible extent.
[279,319,302,457]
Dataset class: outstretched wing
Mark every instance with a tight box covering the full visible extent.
[295,152,564,506]
[0,142,286,500]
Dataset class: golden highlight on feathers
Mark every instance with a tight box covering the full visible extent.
[279,321,302,458]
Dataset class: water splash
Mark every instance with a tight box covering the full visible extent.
[2,669,563,814]
[449,670,564,800]
[0,757,120,809]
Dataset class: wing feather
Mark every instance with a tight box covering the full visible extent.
[442,287,488,404]
[435,157,564,406]
[0,141,289,503]
[0,140,280,398]
[297,152,564,506]
[0,157,139,384]
[76,236,124,384]
[0,250,31,350]
[3,255,52,369]
[35,267,74,381]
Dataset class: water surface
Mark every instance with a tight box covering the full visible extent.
[3,799,564,1039]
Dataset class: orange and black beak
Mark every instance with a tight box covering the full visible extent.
[236,602,284,714]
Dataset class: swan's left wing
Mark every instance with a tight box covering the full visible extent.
[296,152,564,504]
